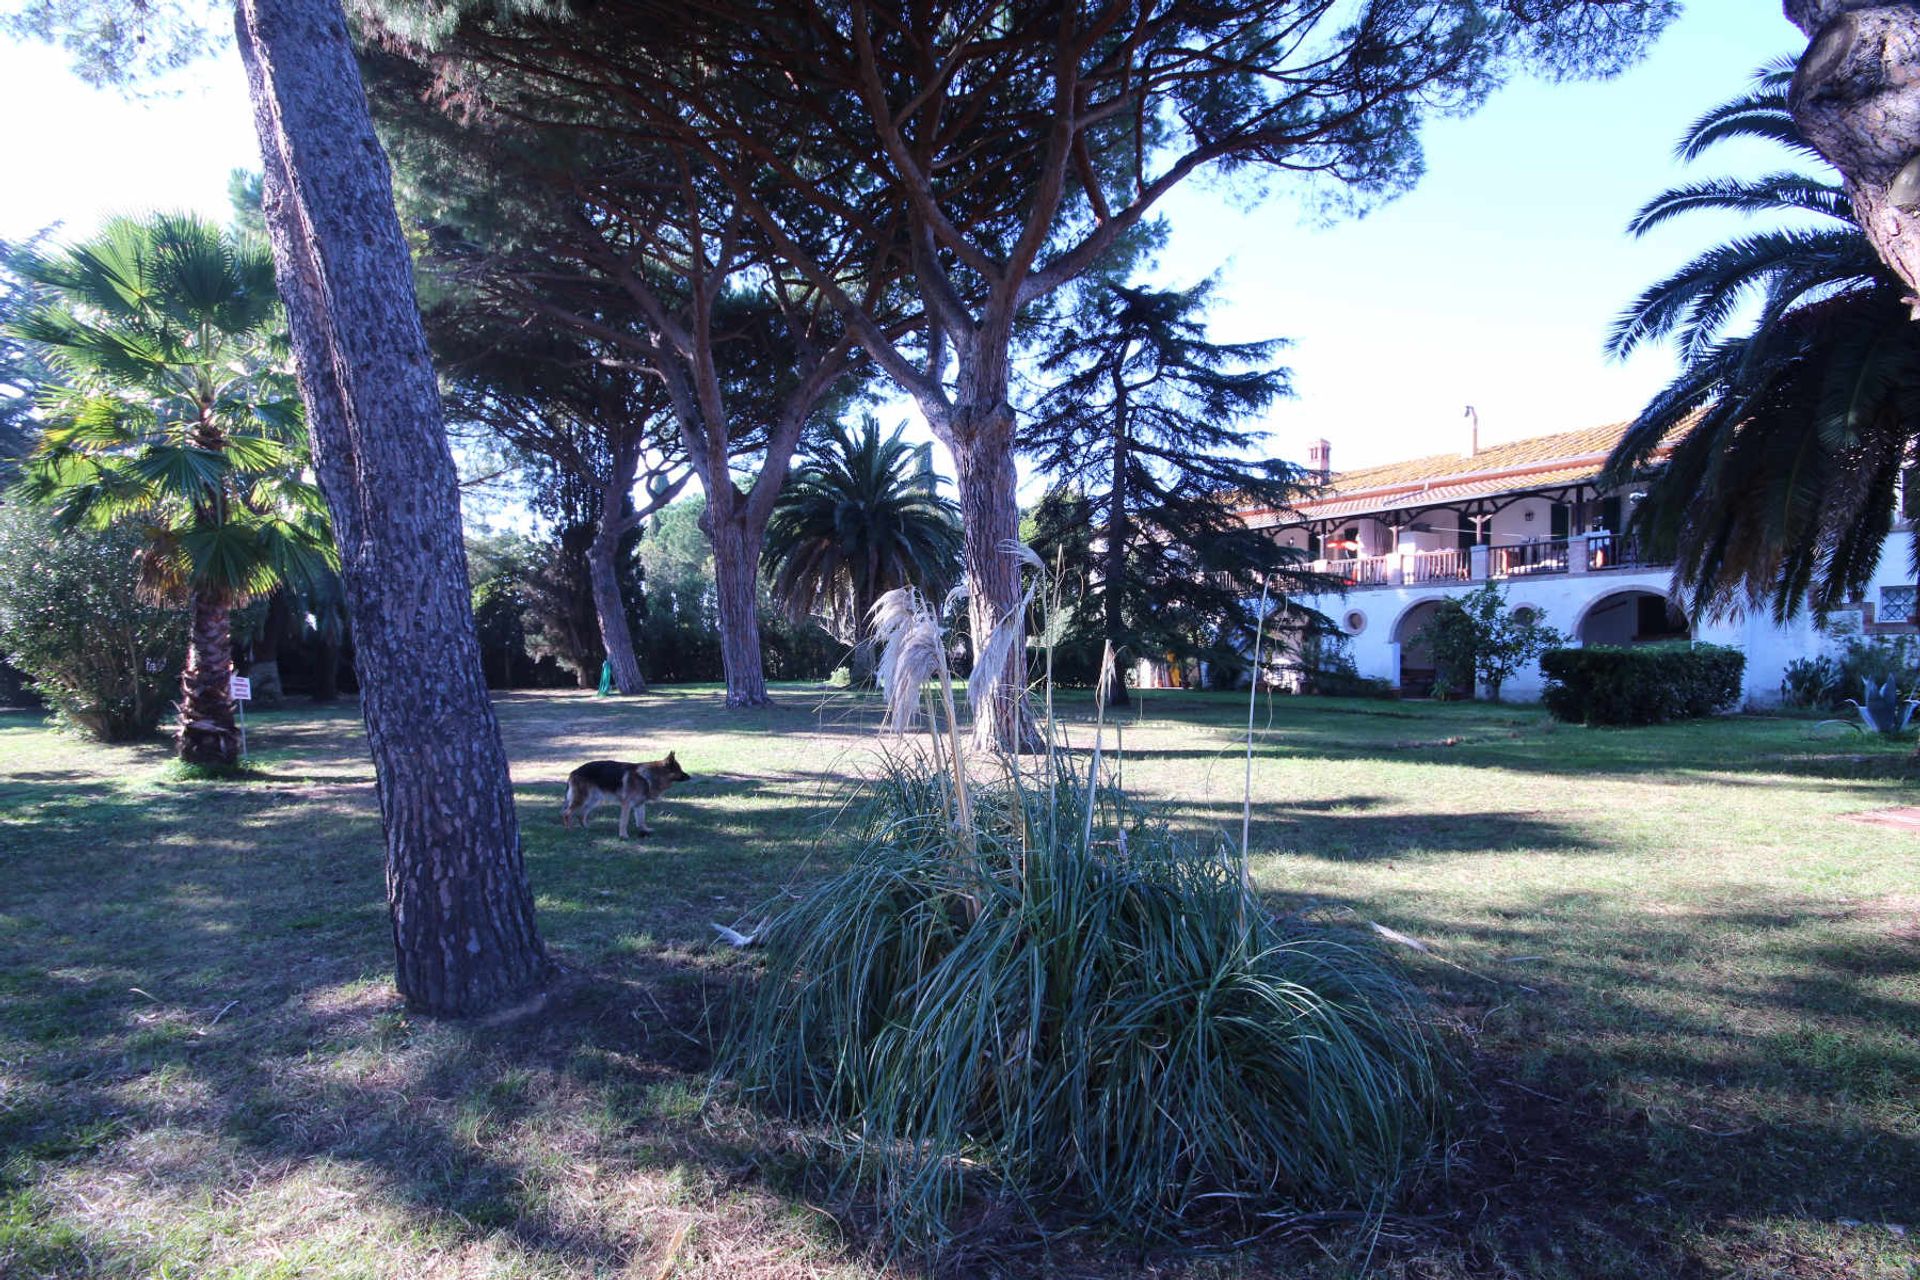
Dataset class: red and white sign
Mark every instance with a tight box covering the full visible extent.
[229,675,252,702]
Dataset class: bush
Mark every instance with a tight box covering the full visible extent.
[1780,654,1842,709]
[0,503,187,739]
[723,750,1452,1251]
[1540,643,1746,725]
[1414,582,1563,702]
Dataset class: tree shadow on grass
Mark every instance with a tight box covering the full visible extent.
[1251,882,1920,1276]
[0,764,873,1277]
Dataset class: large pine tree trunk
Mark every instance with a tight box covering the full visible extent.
[312,634,341,702]
[1788,2,1920,309]
[706,504,770,707]
[178,591,240,765]
[1103,379,1132,709]
[235,0,549,1016]
[950,409,1034,748]
[248,590,291,705]
[587,530,645,694]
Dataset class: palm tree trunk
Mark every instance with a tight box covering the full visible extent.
[178,590,240,765]
[236,0,550,1016]
[588,528,645,694]
[1787,2,1920,312]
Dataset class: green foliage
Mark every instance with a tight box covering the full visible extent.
[1415,583,1564,702]
[1540,644,1746,726]
[1607,60,1918,622]
[0,502,185,739]
[1780,655,1842,710]
[8,213,333,605]
[723,749,1452,1251]
[1781,639,1919,711]
[763,416,962,676]
[1293,628,1394,698]
[1024,278,1326,674]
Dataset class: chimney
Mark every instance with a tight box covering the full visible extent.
[1462,405,1479,459]
[1307,438,1331,483]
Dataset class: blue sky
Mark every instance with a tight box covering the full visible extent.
[0,0,1805,479]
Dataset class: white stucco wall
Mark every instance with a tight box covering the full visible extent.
[1301,532,1912,706]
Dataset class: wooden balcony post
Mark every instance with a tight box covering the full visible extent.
[1470,544,1490,581]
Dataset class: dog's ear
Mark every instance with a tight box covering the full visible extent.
[666,751,677,765]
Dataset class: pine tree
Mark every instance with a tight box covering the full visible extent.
[1023,279,1320,703]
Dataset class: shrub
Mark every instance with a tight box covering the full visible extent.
[1299,629,1395,698]
[724,582,1453,1253]
[1540,643,1746,725]
[0,503,186,739]
[1414,582,1564,702]
[1780,654,1842,709]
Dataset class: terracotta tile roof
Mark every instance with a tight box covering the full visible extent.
[1241,420,1651,528]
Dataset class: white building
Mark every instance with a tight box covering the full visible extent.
[1235,421,1916,705]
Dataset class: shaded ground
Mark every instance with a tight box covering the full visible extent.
[0,686,1916,1278]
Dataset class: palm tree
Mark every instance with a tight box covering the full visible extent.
[762,417,963,684]
[11,214,333,764]
[1606,58,1920,623]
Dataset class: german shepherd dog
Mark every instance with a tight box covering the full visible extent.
[560,752,691,838]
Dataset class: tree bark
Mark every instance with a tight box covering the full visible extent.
[1103,370,1132,709]
[312,633,341,702]
[704,496,770,707]
[587,528,645,694]
[1788,2,1920,309]
[949,407,1034,747]
[234,0,549,1016]
[178,590,240,765]
[249,589,291,705]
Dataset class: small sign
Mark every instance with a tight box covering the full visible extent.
[229,675,252,702]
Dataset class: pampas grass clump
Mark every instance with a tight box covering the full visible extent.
[721,567,1454,1252]
[723,765,1452,1249]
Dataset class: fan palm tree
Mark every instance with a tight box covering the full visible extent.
[10,213,333,763]
[1606,58,1920,623]
[762,417,963,684]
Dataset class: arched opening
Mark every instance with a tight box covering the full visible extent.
[1392,599,1448,696]
[1578,589,1690,647]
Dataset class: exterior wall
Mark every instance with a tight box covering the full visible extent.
[1304,530,1916,706]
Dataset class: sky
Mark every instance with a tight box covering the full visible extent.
[0,0,1806,483]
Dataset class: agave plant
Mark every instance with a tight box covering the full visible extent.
[1849,676,1918,735]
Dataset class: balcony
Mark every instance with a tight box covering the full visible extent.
[1311,532,1669,592]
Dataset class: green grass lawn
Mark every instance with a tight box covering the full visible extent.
[1,686,1916,1278]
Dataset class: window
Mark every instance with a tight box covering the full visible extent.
[1881,584,1918,624]
[1512,606,1537,626]
[1344,609,1367,635]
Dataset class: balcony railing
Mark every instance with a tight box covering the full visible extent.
[1332,554,1394,586]
[1491,539,1570,578]
[1409,547,1470,583]
[1300,532,1670,592]
[1586,532,1669,571]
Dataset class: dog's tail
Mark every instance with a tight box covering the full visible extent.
[559,778,579,827]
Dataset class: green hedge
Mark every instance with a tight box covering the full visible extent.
[1540,644,1745,726]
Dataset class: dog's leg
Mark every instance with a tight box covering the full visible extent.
[619,797,632,840]
[635,802,652,837]
[578,792,604,829]
[560,783,578,828]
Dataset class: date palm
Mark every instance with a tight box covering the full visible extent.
[763,417,962,684]
[11,213,332,763]
[1606,58,1920,622]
